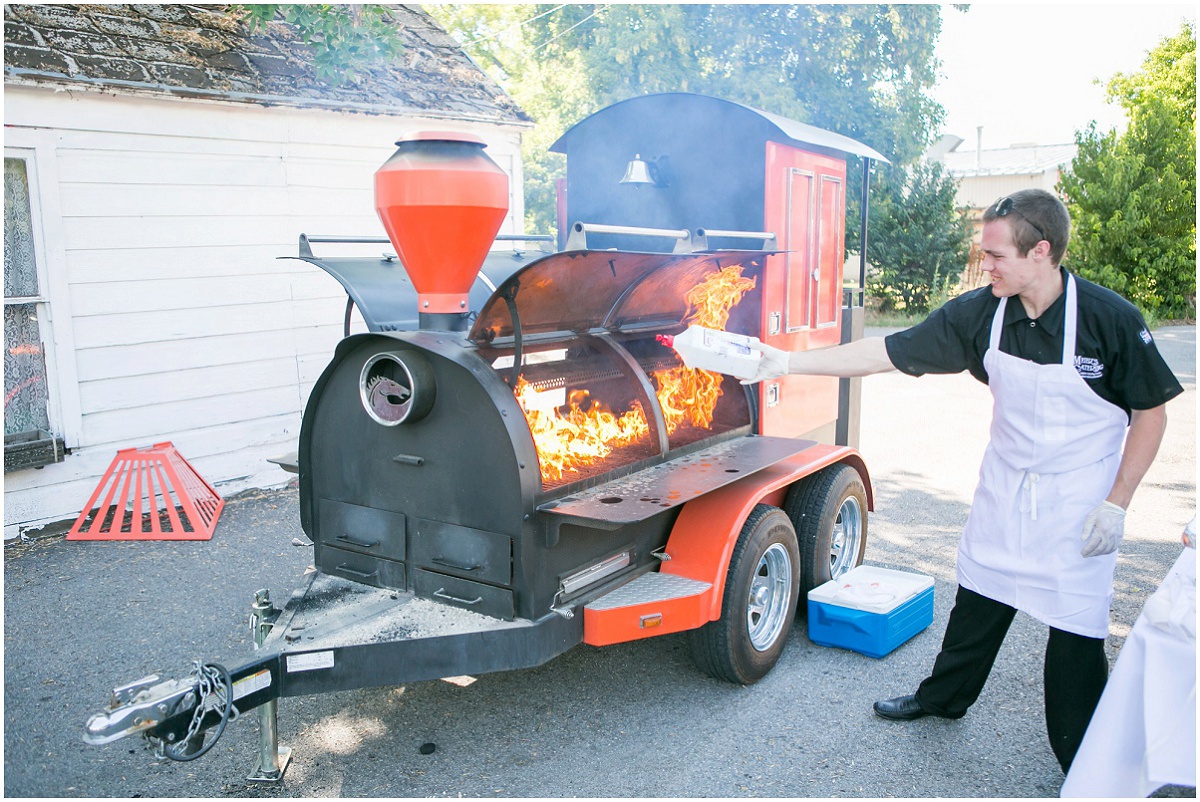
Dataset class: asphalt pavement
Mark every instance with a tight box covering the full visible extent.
[4,325,1195,798]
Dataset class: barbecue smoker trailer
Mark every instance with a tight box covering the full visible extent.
[83,93,890,778]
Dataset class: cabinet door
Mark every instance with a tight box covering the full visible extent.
[815,174,845,328]
[784,168,814,333]
[761,143,848,440]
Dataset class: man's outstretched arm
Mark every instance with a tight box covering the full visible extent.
[747,337,897,382]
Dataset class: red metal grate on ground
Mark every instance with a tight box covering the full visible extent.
[67,442,223,541]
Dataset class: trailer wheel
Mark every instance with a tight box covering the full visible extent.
[689,504,800,685]
[785,463,867,595]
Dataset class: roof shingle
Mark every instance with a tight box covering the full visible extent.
[3,4,530,124]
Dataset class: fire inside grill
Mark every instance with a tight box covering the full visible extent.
[514,265,757,487]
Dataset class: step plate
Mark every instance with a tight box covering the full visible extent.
[586,572,711,611]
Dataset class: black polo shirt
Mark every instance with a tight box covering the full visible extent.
[884,269,1183,419]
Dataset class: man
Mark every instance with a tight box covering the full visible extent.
[746,189,1183,772]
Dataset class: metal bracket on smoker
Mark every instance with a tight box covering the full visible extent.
[299,234,390,259]
[298,233,554,259]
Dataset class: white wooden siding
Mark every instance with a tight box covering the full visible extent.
[4,86,527,535]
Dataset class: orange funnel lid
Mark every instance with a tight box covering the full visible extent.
[374,132,509,318]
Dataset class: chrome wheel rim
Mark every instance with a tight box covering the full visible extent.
[829,496,863,580]
[747,543,793,651]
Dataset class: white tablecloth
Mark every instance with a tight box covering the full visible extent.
[1062,547,1196,797]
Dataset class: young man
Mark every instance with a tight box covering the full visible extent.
[746,189,1183,772]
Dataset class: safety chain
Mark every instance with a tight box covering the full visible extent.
[154,661,238,762]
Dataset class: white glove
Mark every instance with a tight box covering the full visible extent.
[1080,501,1126,558]
[740,342,791,384]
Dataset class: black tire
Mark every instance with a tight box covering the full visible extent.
[689,504,800,685]
[784,464,868,595]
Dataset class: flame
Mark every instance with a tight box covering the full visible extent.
[516,381,650,483]
[684,265,757,330]
[515,265,756,484]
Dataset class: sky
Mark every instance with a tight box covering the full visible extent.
[933,3,1195,149]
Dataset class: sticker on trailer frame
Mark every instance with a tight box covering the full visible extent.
[232,669,272,701]
[286,651,335,673]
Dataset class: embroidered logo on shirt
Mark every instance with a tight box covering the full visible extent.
[1075,356,1105,380]
[1139,328,1153,344]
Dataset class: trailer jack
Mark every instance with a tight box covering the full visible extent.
[246,589,291,782]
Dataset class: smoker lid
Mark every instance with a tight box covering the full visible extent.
[466,249,770,343]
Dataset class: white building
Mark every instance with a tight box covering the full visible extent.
[3,4,531,537]
[931,133,1078,211]
[926,133,1078,286]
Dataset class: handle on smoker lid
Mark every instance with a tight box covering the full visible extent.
[693,228,778,252]
[565,222,695,253]
[500,282,523,388]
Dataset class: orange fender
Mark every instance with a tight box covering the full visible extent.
[582,443,870,645]
[662,443,871,621]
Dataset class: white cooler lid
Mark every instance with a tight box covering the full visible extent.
[809,565,934,613]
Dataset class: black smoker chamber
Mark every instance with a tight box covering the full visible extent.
[298,246,802,629]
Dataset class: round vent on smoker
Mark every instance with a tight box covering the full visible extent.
[359,352,435,426]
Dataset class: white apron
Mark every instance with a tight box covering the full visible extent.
[958,275,1129,638]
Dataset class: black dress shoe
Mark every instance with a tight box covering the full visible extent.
[873,693,928,721]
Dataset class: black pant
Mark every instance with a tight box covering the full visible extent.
[913,586,1109,772]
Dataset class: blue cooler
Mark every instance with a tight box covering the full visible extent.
[807,566,935,658]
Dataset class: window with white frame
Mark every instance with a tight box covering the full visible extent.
[4,154,65,471]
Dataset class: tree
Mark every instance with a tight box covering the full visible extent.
[234,4,405,83]
[1058,24,1196,320]
[865,160,974,314]
[429,5,953,236]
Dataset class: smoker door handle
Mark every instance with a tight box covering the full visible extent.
[433,588,483,606]
[336,534,380,549]
[431,556,482,572]
[335,564,379,581]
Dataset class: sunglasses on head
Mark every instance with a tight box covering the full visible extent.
[994,196,1048,243]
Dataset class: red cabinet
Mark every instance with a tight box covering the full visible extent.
[760,142,847,439]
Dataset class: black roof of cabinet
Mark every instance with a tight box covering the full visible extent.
[551,93,888,162]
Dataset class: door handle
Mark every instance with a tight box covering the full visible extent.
[432,556,482,572]
[337,533,380,549]
[433,588,483,606]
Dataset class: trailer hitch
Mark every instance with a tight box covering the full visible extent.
[84,672,202,746]
[82,589,289,779]
[84,660,237,761]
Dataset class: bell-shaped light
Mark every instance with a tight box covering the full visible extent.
[619,154,656,186]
